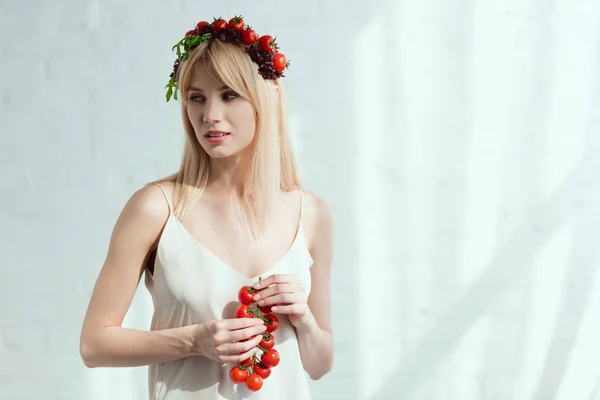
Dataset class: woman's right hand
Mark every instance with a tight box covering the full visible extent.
[193,318,267,363]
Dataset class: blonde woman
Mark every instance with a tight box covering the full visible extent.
[79,15,334,400]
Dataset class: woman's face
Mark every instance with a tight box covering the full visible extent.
[185,63,256,159]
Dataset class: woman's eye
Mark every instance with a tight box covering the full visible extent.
[190,95,204,103]
[223,92,239,100]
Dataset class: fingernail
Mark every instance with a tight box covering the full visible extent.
[253,294,260,301]
[253,283,260,289]
[258,300,264,306]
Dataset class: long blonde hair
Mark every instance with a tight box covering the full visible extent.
[159,39,301,239]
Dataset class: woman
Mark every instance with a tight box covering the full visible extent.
[79,15,334,399]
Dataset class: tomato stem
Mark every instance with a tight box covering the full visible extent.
[251,305,273,324]
[240,354,259,374]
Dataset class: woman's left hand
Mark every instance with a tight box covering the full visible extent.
[252,274,310,328]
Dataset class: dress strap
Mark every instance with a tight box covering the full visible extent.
[298,189,304,223]
[151,183,173,215]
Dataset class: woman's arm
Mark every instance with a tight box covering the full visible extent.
[80,184,198,368]
[295,193,335,380]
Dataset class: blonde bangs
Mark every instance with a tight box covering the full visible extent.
[178,40,259,107]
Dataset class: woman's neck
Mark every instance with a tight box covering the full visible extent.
[207,154,249,195]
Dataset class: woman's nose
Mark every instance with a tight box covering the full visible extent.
[203,99,223,124]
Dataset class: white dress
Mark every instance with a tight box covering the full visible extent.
[144,183,313,400]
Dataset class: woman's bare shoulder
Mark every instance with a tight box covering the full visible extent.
[302,190,333,224]
[300,190,333,251]
[118,180,175,228]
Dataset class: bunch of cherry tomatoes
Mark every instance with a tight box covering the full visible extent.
[229,281,281,392]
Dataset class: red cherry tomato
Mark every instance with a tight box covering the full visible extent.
[238,286,256,305]
[260,349,280,368]
[263,313,279,332]
[195,21,209,34]
[235,304,253,318]
[185,29,196,37]
[229,366,248,384]
[259,333,275,350]
[228,16,245,31]
[245,374,263,392]
[240,358,252,367]
[242,29,258,45]
[254,363,272,379]
[259,35,274,52]
[259,304,272,313]
[212,18,228,32]
[273,53,287,73]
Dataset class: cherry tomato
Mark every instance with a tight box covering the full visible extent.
[245,374,263,392]
[259,35,274,52]
[195,21,209,34]
[254,363,272,379]
[212,18,228,32]
[235,304,253,318]
[259,333,275,350]
[229,366,248,384]
[238,286,256,305]
[185,29,196,37]
[240,358,252,367]
[229,16,245,31]
[261,349,280,368]
[263,313,279,332]
[259,304,272,313]
[242,28,258,45]
[273,53,287,73]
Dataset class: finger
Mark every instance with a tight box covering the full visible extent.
[253,283,303,301]
[218,344,261,364]
[219,334,263,356]
[253,274,298,290]
[211,318,263,334]
[212,319,265,345]
[229,324,267,342]
[223,318,265,331]
[258,292,304,307]
[270,303,308,316]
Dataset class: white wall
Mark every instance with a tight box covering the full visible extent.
[2,0,600,399]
